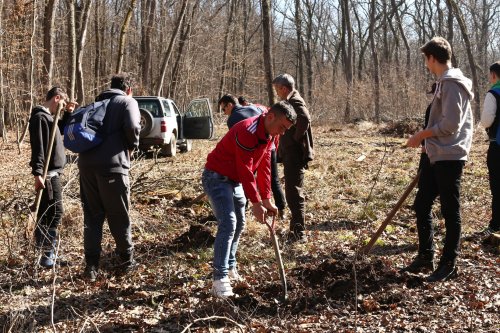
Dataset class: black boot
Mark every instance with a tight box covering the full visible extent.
[426,260,458,282]
[39,229,68,268]
[83,254,100,282]
[400,253,435,273]
[117,250,137,273]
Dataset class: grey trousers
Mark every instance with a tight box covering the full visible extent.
[79,170,133,260]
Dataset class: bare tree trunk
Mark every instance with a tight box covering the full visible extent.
[43,0,58,89]
[17,0,37,149]
[391,0,410,77]
[261,0,275,106]
[303,0,314,103]
[67,0,77,101]
[340,0,353,122]
[116,0,137,73]
[295,0,304,91]
[218,0,236,100]
[141,0,156,93]
[76,0,93,104]
[94,0,101,90]
[447,0,480,119]
[369,0,381,122]
[0,0,5,140]
[445,0,457,66]
[169,1,197,99]
[156,0,188,96]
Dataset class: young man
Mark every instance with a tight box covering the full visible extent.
[224,94,287,218]
[405,37,474,282]
[202,101,296,298]
[479,61,500,238]
[79,73,141,281]
[219,94,262,128]
[272,74,314,242]
[29,87,77,268]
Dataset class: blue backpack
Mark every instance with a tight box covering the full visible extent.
[64,99,110,153]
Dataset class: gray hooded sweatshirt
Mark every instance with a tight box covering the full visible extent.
[425,68,474,163]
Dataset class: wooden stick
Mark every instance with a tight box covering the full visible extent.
[28,102,65,235]
[264,215,287,301]
[361,170,421,254]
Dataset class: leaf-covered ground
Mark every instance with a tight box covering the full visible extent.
[0,122,498,332]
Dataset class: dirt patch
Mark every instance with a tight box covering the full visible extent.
[169,224,215,251]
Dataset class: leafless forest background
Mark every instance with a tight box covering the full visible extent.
[0,0,499,140]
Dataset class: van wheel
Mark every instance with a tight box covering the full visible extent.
[180,139,192,153]
[161,133,177,157]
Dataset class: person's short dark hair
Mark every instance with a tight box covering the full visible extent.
[272,74,295,90]
[238,96,249,105]
[111,73,133,91]
[218,94,238,106]
[420,37,452,64]
[269,101,297,124]
[489,61,500,78]
[46,87,68,102]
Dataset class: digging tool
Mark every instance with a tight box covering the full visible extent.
[264,214,288,301]
[28,101,65,238]
[362,170,421,254]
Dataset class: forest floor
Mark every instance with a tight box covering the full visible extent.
[0,120,498,332]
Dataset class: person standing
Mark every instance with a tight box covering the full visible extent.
[404,37,474,282]
[203,101,296,298]
[272,74,314,242]
[79,73,141,281]
[29,87,76,268]
[478,61,500,238]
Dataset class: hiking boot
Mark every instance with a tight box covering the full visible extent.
[278,209,286,220]
[228,267,244,282]
[83,265,98,282]
[211,277,234,298]
[426,261,458,282]
[287,231,307,244]
[117,251,137,273]
[400,254,435,273]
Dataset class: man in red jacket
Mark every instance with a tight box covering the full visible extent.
[202,101,296,298]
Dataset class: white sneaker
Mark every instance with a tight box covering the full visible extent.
[211,277,234,298]
[228,267,244,282]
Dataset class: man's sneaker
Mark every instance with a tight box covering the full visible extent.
[228,267,244,282]
[426,261,458,282]
[83,265,98,282]
[400,254,435,273]
[211,277,234,298]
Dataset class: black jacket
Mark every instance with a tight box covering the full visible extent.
[29,106,67,176]
[77,89,140,175]
[227,105,262,129]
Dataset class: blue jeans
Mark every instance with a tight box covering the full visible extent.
[202,169,246,280]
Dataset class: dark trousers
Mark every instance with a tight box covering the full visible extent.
[80,170,133,262]
[271,149,286,210]
[282,149,307,234]
[413,155,464,264]
[36,175,63,244]
[487,142,500,231]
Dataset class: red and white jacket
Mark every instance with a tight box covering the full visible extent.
[205,114,276,203]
